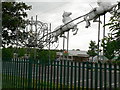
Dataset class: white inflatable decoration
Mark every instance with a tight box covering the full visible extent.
[52,11,78,43]
[84,0,118,28]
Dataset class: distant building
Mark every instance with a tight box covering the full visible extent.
[56,50,89,62]
[89,55,108,63]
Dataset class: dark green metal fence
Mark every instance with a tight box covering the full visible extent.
[2,58,120,89]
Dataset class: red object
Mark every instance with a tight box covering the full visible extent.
[64,51,68,53]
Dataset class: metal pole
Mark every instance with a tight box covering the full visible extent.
[98,16,101,61]
[49,23,51,62]
[25,26,29,59]
[34,15,37,60]
[103,14,105,38]
[30,16,33,32]
[67,31,69,60]
[63,34,65,60]
[15,25,19,58]
[30,16,33,59]
[103,14,106,61]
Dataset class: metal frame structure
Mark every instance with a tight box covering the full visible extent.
[13,15,52,59]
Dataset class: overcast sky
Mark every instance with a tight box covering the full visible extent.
[17,0,118,51]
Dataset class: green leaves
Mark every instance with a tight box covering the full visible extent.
[103,4,120,60]
[87,41,98,58]
[2,2,32,47]
[101,36,117,60]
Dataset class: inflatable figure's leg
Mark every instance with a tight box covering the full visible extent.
[52,36,58,43]
[73,28,78,35]
[55,36,58,42]
[72,25,78,35]
[72,24,77,32]
[60,34,66,38]
[84,16,90,28]
[85,21,90,28]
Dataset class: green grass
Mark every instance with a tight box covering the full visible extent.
[3,74,119,89]
[2,74,71,88]
[2,74,28,88]
[2,74,83,89]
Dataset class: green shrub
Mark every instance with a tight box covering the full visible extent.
[2,48,57,62]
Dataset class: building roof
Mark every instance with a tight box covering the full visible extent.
[57,50,89,57]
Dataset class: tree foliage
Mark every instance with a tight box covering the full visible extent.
[2,48,56,62]
[2,2,32,47]
[87,41,98,60]
[104,3,120,60]
[101,36,116,60]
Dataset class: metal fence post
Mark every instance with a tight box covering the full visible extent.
[86,62,89,89]
[28,59,32,88]
[74,62,77,89]
[90,63,93,89]
[60,61,63,89]
[114,64,117,89]
[104,63,107,89]
[67,61,70,88]
[109,63,112,89]
[99,63,103,89]
[82,62,85,90]
[78,62,81,90]
[95,63,98,89]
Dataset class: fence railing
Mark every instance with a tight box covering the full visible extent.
[2,58,120,89]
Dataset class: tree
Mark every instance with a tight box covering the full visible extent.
[101,36,116,60]
[104,3,120,60]
[2,2,32,47]
[87,41,98,61]
[76,49,80,51]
